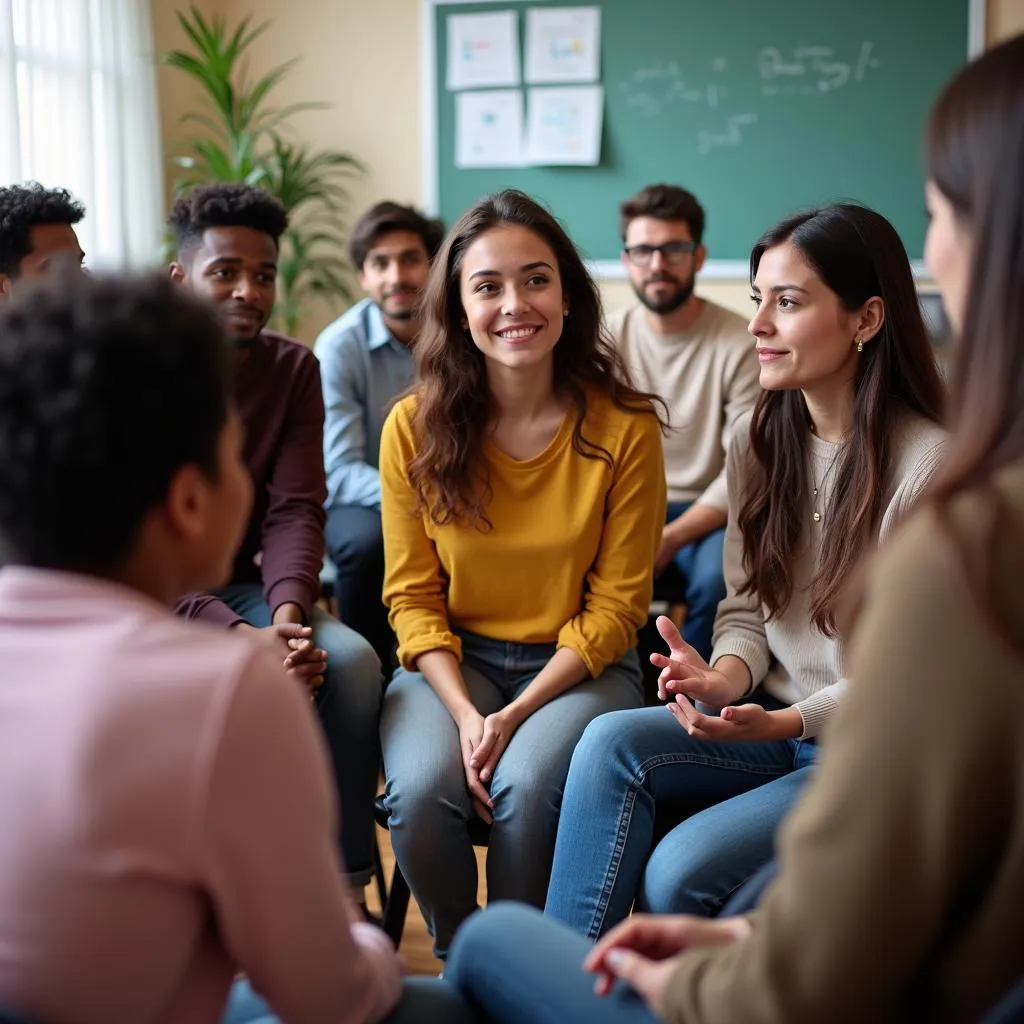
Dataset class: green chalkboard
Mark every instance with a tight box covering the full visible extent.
[428,0,975,270]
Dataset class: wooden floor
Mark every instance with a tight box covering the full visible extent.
[364,825,488,976]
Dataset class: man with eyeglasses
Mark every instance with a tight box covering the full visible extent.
[609,183,760,662]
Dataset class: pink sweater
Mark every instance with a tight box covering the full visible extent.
[0,567,401,1024]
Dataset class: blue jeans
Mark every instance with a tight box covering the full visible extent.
[222,977,479,1024]
[661,501,727,662]
[219,583,382,888]
[544,696,817,939]
[380,632,644,959]
[446,902,657,1024]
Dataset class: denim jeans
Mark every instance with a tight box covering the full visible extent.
[222,976,480,1024]
[662,500,727,662]
[445,902,657,1024]
[544,694,817,939]
[324,504,396,673]
[380,632,644,959]
[219,583,382,888]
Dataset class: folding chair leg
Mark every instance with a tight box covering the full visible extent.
[372,833,388,912]
[381,863,411,947]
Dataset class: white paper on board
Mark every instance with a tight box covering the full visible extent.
[524,85,603,165]
[455,89,525,168]
[524,6,601,84]
[447,10,521,91]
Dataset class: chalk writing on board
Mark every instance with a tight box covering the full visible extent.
[696,113,758,156]
[617,59,730,116]
[758,42,880,94]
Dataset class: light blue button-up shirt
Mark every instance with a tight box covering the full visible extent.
[314,298,416,509]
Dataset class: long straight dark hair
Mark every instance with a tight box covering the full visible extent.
[739,203,945,636]
[408,189,664,527]
[924,34,1024,654]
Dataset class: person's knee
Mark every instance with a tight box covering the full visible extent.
[447,903,542,981]
[572,708,647,772]
[320,623,382,690]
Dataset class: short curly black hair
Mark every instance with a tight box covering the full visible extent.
[0,268,231,574]
[0,183,85,277]
[168,183,289,258]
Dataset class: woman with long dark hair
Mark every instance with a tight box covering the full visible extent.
[544,201,946,938]
[440,32,1024,1024]
[378,189,666,960]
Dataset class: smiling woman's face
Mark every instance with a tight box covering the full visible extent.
[459,223,567,374]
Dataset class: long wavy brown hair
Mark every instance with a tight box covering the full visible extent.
[408,189,664,527]
[923,34,1024,655]
[739,203,945,636]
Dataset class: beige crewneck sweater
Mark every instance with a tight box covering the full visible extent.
[712,410,947,738]
[608,301,761,509]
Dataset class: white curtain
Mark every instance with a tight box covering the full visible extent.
[0,0,163,270]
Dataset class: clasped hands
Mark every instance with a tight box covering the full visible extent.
[237,602,327,698]
[457,705,525,824]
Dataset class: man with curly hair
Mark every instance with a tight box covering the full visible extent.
[168,184,383,916]
[0,183,85,295]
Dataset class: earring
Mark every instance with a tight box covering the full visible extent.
[856,338,864,353]
[563,307,569,317]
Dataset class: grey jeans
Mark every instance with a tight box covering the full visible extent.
[380,630,643,959]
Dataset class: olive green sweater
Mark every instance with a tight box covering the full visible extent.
[664,459,1024,1023]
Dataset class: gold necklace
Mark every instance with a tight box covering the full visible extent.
[811,449,842,524]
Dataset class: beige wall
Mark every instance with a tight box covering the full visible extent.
[151,0,1024,340]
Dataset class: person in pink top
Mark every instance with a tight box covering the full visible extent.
[0,269,477,1024]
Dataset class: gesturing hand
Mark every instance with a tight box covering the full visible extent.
[458,711,494,824]
[649,616,742,708]
[583,913,751,1010]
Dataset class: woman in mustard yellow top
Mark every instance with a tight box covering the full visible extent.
[378,189,666,960]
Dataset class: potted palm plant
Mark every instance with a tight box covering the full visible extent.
[162,5,366,336]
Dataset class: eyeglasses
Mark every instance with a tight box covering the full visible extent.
[622,241,698,267]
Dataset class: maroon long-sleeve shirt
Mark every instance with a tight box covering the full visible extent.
[175,331,327,627]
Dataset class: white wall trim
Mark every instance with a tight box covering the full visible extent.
[968,0,986,56]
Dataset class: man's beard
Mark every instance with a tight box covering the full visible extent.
[634,272,695,315]
[382,289,419,322]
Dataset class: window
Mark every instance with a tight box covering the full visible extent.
[0,0,163,269]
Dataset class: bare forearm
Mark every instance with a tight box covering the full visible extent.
[416,649,475,723]
[709,654,753,704]
[273,602,306,626]
[506,647,589,722]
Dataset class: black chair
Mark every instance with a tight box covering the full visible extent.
[373,794,490,947]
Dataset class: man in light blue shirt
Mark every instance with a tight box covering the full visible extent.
[315,201,444,668]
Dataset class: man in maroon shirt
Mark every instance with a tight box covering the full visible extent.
[168,184,382,911]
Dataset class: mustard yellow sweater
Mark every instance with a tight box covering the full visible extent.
[380,388,666,677]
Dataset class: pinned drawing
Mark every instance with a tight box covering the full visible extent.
[455,89,525,168]
[524,7,601,84]
[524,85,603,165]
[447,10,520,91]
